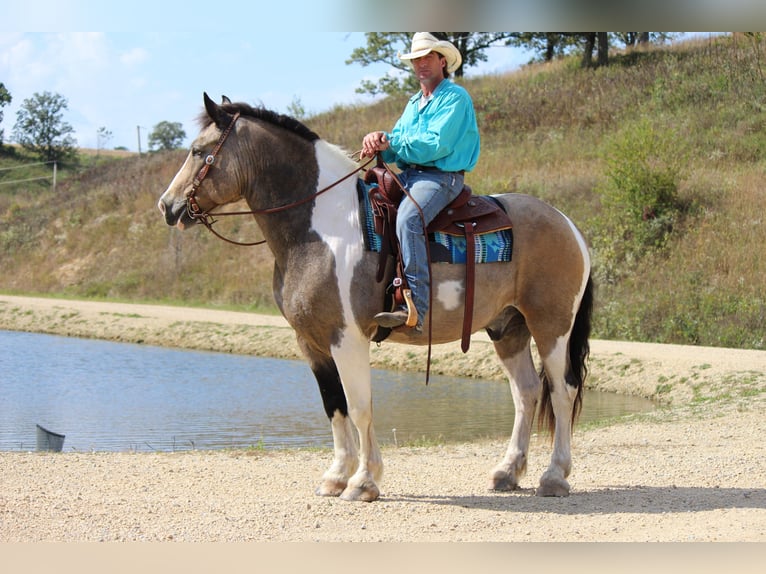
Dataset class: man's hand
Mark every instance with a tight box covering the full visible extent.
[361,131,389,159]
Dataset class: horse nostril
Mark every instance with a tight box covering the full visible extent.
[158,200,166,215]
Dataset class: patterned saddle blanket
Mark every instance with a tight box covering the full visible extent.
[357,179,513,264]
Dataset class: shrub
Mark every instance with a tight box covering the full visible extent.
[590,118,688,284]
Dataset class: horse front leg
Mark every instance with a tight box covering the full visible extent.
[489,337,541,492]
[331,333,382,502]
[318,412,358,496]
[306,353,358,497]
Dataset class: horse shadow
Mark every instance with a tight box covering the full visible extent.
[388,485,766,515]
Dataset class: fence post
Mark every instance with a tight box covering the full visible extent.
[52,161,57,193]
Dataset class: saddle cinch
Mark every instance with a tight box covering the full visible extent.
[364,160,513,352]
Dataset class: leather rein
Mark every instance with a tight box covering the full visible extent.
[185,112,374,246]
[185,115,439,382]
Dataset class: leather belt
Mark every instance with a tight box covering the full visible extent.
[409,164,465,175]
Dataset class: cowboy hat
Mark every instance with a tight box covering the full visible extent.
[398,32,462,75]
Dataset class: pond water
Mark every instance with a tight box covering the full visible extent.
[0,330,655,452]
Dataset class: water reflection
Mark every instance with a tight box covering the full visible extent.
[0,330,654,452]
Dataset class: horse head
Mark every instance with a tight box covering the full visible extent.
[158,92,243,229]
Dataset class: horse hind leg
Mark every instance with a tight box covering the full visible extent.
[535,276,592,497]
[535,338,582,496]
[487,310,540,492]
[535,336,581,497]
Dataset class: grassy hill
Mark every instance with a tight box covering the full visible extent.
[1,34,764,349]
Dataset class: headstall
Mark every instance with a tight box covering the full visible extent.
[185,112,373,246]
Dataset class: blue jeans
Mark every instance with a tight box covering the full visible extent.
[396,168,465,324]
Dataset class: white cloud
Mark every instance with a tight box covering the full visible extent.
[120,47,149,67]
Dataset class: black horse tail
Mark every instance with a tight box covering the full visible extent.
[538,274,594,438]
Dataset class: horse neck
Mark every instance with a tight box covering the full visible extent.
[240,131,361,261]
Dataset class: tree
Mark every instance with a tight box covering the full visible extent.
[96,126,113,154]
[11,91,78,162]
[0,82,11,146]
[511,32,676,68]
[507,33,580,62]
[347,32,520,96]
[147,121,186,151]
[581,33,610,68]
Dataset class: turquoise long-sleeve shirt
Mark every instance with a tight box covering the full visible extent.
[380,79,480,173]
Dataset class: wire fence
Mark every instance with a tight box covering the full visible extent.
[0,160,57,189]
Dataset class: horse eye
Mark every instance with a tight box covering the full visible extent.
[191,146,203,157]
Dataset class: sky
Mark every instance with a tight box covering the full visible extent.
[1,1,759,152]
[0,28,529,151]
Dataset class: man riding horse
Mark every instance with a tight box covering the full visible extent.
[361,32,481,332]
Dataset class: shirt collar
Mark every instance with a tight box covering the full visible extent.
[410,78,451,104]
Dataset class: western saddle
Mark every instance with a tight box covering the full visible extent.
[364,158,512,352]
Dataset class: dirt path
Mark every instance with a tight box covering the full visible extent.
[1,294,765,541]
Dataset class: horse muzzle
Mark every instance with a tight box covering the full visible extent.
[158,195,194,229]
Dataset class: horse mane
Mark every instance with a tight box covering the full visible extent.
[197,100,320,143]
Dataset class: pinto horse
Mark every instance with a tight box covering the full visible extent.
[158,93,593,501]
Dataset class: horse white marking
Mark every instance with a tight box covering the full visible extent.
[158,152,192,229]
[310,141,365,334]
[557,207,592,305]
[309,141,383,497]
[436,279,464,311]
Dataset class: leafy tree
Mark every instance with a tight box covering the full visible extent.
[147,120,186,151]
[507,33,580,62]
[347,32,520,96]
[0,82,11,146]
[286,95,307,120]
[511,32,676,68]
[96,126,113,153]
[11,91,78,162]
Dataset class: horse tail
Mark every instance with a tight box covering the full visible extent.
[538,273,594,438]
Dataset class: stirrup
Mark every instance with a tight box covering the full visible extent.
[401,289,419,328]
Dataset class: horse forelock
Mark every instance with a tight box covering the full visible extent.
[196,101,320,142]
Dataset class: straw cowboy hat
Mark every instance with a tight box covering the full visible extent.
[398,32,462,75]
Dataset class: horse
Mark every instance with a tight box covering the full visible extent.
[158,93,593,502]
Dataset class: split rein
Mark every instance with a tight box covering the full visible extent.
[185,112,376,247]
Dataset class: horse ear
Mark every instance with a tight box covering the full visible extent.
[221,95,232,104]
[203,91,233,130]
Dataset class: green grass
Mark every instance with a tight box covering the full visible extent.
[1,34,765,349]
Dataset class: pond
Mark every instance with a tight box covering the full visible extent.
[0,330,655,452]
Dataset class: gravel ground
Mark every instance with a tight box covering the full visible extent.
[1,295,765,542]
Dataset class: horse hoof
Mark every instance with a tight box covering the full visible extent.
[315,479,346,497]
[488,470,518,492]
[340,482,380,502]
[536,477,570,497]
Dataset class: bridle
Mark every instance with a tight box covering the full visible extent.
[185,111,374,246]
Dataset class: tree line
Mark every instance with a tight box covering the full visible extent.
[0,83,186,164]
[1,33,674,162]
[347,32,676,95]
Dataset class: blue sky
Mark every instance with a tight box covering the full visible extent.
[1,1,750,151]
[1,2,532,151]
